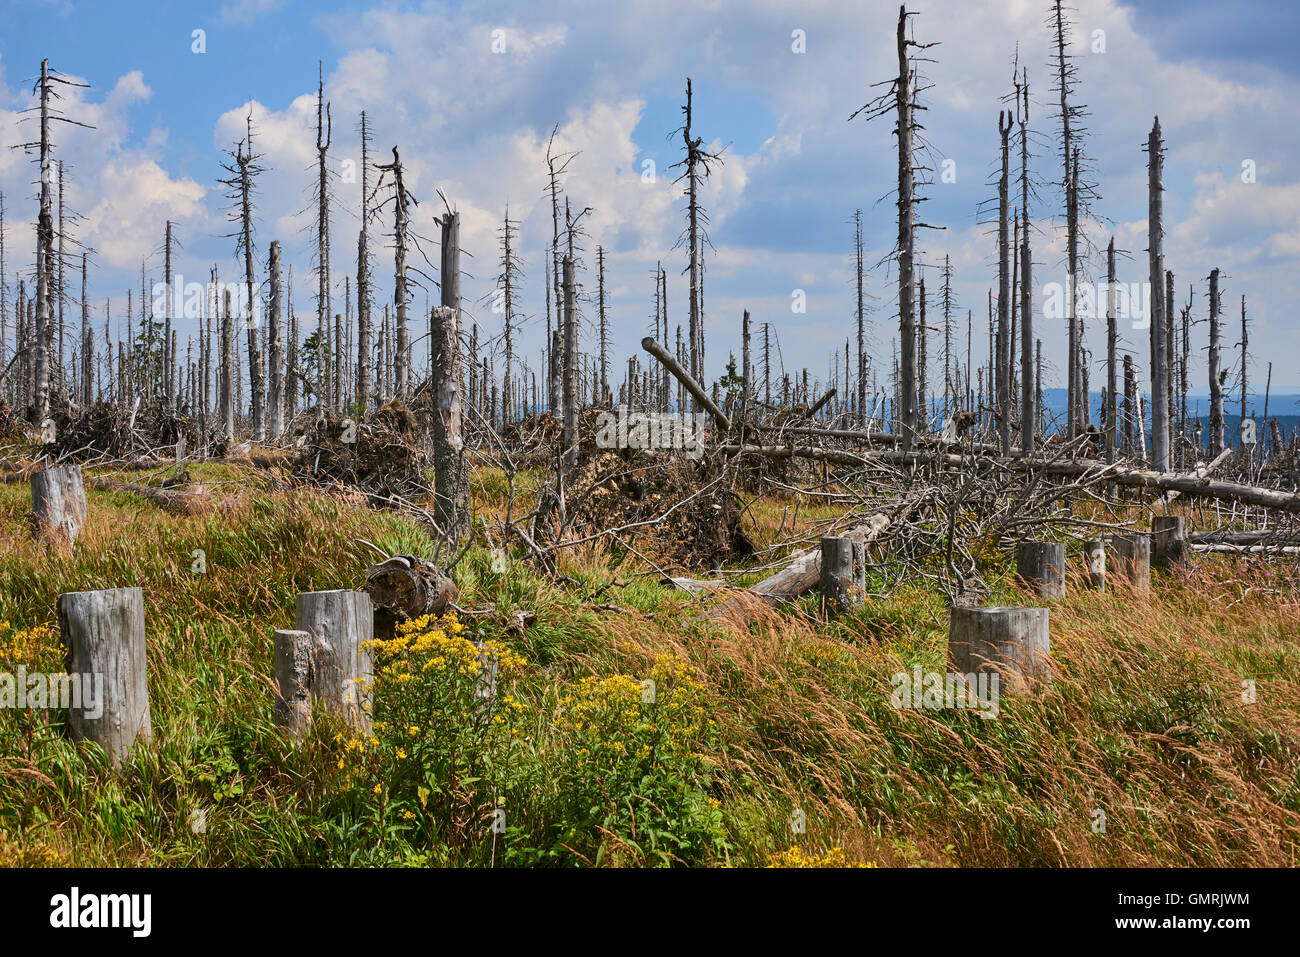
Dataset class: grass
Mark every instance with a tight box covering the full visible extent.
[0,462,1297,867]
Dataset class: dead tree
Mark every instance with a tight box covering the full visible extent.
[21,62,91,422]
[268,240,284,438]
[1208,267,1225,455]
[218,111,266,439]
[597,245,608,407]
[562,255,579,468]
[374,147,414,399]
[1146,117,1169,471]
[850,6,933,450]
[671,78,723,400]
[220,288,235,443]
[497,207,522,425]
[356,111,373,413]
[1239,294,1249,448]
[314,65,333,410]
[1105,237,1117,461]
[997,109,1013,453]
[855,209,869,426]
[1016,71,1035,453]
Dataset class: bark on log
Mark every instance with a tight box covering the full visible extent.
[31,464,87,542]
[295,590,373,731]
[820,535,866,616]
[57,586,151,767]
[948,606,1050,694]
[1015,541,1065,599]
[273,628,313,741]
[363,555,458,621]
[707,513,889,624]
[1110,533,1151,591]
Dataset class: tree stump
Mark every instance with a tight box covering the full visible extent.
[1110,533,1151,591]
[948,606,1051,694]
[820,535,866,616]
[363,555,458,622]
[273,629,313,740]
[1082,539,1106,590]
[1152,516,1186,568]
[295,590,374,732]
[56,586,151,767]
[31,464,88,543]
[1015,541,1065,599]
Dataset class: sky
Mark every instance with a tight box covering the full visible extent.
[1,0,1298,403]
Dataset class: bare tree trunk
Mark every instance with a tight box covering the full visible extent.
[315,67,333,411]
[997,110,1012,453]
[1147,117,1169,471]
[1105,237,1117,461]
[432,212,468,541]
[562,255,578,468]
[80,251,91,406]
[356,112,372,413]
[268,241,284,438]
[1208,267,1224,455]
[221,289,235,443]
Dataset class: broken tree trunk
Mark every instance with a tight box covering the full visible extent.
[31,464,87,543]
[57,586,152,767]
[707,513,889,624]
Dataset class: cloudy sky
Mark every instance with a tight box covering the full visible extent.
[2,0,1298,399]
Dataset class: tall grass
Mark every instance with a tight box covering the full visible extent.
[1,466,1296,866]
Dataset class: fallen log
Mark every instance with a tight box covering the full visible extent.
[707,512,890,625]
[363,554,459,621]
[87,476,218,515]
[719,443,1300,513]
[640,336,730,431]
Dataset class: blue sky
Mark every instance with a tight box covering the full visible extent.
[2,0,1298,400]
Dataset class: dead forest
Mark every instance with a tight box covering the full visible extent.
[4,4,1300,663]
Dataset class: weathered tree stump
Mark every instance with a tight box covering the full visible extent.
[363,555,458,621]
[1110,533,1151,591]
[295,590,373,732]
[56,586,151,767]
[1015,541,1065,599]
[1082,539,1106,590]
[820,535,866,616]
[273,629,313,741]
[948,606,1051,694]
[31,464,88,543]
[1152,516,1186,568]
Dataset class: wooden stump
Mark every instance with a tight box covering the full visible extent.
[1082,539,1106,590]
[1015,541,1065,599]
[31,464,88,543]
[820,535,866,616]
[948,606,1051,694]
[295,590,374,732]
[273,629,313,740]
[1110,533,1151,591]
[56,586,151,767]
[1152,516,1186,568]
